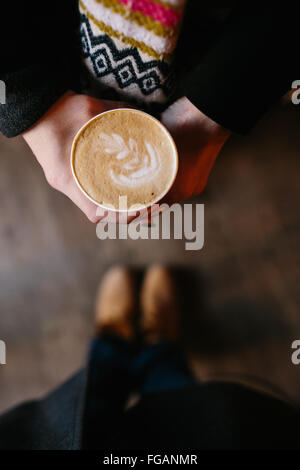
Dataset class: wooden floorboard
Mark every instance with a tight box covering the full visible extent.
[0,102,300,412]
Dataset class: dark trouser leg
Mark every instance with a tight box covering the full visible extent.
[82,336,135,449]
[132,343,196,395]
[82,339,195,449]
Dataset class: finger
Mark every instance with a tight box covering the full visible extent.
[63,181,102,223]
[64,177,142,224]
[99,210,138,224]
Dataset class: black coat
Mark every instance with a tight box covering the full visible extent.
[0,369,299,450]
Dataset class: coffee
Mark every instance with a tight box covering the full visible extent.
[71,109,178,211]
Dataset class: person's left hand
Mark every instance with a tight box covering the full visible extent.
[160,97,231,206]
[105,97,232,224]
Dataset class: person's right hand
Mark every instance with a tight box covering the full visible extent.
[22,91,130,222]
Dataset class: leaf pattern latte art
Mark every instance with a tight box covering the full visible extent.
[99,133,161,187]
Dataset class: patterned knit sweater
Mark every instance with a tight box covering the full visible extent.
[79,0,187,108]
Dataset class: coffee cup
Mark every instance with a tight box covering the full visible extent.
[71,108,178,213]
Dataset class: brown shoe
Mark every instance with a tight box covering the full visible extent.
[95,266,137,340]
[140,265,181,343]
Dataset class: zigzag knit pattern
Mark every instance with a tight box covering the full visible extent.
[79,0,186,106]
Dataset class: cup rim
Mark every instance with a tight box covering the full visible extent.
[70,108,178,213]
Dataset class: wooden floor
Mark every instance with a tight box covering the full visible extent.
[0,101,300,413]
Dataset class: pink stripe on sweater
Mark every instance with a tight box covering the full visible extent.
[117,0,182,28]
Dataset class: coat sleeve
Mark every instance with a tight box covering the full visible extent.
[182,5,300,133]
[0,1,81,138]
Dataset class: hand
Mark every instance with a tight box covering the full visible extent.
[22,91,131,222]
[160,97,231,205]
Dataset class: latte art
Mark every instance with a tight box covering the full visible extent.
[71,109,178,210]
[99,133,161,187]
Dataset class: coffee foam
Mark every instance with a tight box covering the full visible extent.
[72,110,177,210]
